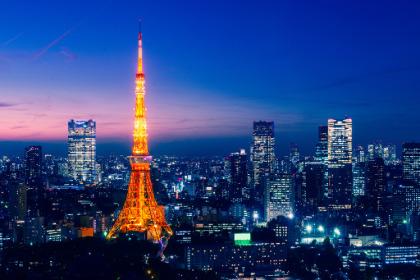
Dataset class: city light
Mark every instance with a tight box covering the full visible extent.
[305,225,313,233]
[317,225,324,233]
[287,213,294,219]
[333,228,341,236]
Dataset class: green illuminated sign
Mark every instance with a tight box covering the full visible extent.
[234,233,251,246]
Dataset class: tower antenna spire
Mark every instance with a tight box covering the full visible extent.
[107,25,173,256]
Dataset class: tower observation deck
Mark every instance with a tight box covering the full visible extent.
[106,28,173,250]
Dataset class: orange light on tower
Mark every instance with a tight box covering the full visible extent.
[106,26,172,249]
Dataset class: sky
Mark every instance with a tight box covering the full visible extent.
[0,0,420,156]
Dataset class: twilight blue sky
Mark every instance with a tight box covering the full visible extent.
[0,0,419,156]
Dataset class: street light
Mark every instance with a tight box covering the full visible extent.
[317,225,325,233]
[305,225,313,233]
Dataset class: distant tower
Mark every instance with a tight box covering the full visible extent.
[327,117,353,209]
[107,28,172,248]
[67,120,96,185]
[251,121,276,203]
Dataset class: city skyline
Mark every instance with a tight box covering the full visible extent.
[1,1,420,156]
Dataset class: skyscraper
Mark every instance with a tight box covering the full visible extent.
[251,121,276,202]
[352,161,365,197]
[383,144,397,165]
[226,149,248,202]
[315,125,328,164]
[25,146,42,217]
[264,174,293,222]
[68,120,97,185]
[289,143,300,166]
[24,146,42,187]
[366,157,386,212]
[327,117,353,209]
[402,143,420,186]
[328,118,352,167]
[301,163,325,209]
[367,143,384,161]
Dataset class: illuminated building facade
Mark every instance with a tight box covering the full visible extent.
[383,144,397,165]
[67,120,96,185]
[402,142,420,186]
[185,241,287,276]
[352,161,365,197]
[251,121,276,202]
[328,118,352,167]
[264,174,293,222]
[106,29,172,248]
[327,118,353,208]
[289,143,300,166]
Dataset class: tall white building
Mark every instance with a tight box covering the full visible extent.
[264,174,293,222]
[68,120,96,185]
[251,121,276,202]
[328,118,352,168]
[327,117,353,208]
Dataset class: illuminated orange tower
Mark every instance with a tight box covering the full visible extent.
[107,28,172,246]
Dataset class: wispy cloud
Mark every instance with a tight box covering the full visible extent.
[1,32,23,46]
[0,102,16,107]
[32,27,75,61]
[59,46,77,61]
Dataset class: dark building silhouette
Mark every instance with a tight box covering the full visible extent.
[226,149,248,202]
[24,146,42,187]
[366,157,386,212]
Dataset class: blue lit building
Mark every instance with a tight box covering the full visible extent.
[67,120,97,185]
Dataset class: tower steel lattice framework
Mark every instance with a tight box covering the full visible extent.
[106,29,172,246]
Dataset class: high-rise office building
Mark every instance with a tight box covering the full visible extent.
[402,143,420,186]
[384,144,397,165]
[367,143,384,161]
[354,145,366,164]
[352,161,365,197]
[366,157,386,212]
[251,121,276,202]
[328,118,352,167]
[315,125,328,164]
[328,118,353,208]
[24,146,42,187]
[68,120,97,185]
[264,174,293,222]
[301,162,325,209]
[289,143,300,166]
[226,149,248,202]
[24,146,43,217]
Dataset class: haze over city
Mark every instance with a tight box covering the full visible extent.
[1,0,420,156]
